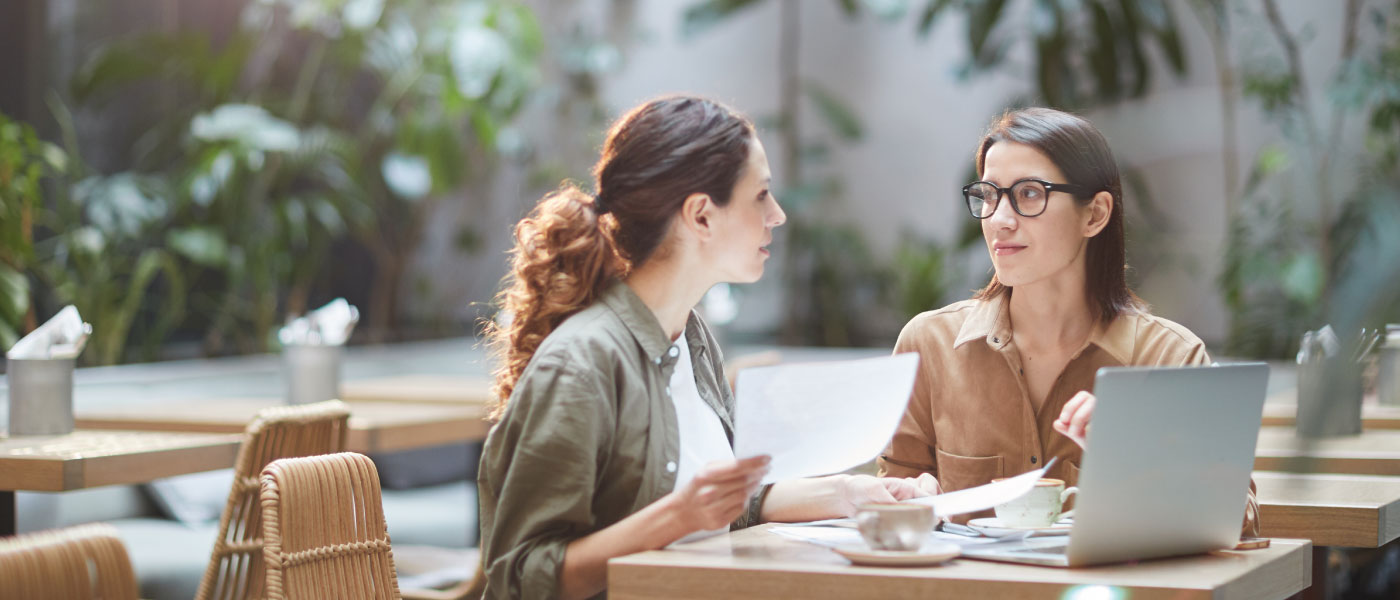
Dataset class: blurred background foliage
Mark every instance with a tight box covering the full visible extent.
[3,0,541,363]
[1219,0,1400,357]
[1,0,1398,364]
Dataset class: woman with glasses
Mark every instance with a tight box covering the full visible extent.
[878,107,1258,533]
[478,96,925,600]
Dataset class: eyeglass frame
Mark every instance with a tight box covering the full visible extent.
[961,178,1100,219]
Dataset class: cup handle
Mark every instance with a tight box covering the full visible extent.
[856,511,877,530]
[1058,487,1079,520]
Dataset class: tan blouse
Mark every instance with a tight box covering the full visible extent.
[877,294,1259,533]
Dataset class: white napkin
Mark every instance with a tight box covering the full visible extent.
[6,305,92,359]
[278,298,359,346]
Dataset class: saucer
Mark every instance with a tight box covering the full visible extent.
[966,517,1072,538]
[830,541,960,567]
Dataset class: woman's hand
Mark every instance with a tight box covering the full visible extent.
[1053,390,1096,449]
[834,475,929,517]
[668,455,771,532]
[905,472,942,496]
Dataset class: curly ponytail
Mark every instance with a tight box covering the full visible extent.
[486,96,755,421]
[486,186,628,419]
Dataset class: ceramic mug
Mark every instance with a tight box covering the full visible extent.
[992,478,1077,528]
[854,503,934,551]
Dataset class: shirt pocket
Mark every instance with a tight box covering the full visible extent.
[933,448,1004,493]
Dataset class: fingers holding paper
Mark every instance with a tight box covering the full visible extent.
[1053,390,1096,449]
[907,472,942,496]
[672,455,771,531]
[836,474,931,517]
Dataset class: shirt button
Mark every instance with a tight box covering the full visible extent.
[665,387,672,397]
[666,461,677,473]
[669,346,680,357]
[1031,456,1038,465]
[654,357,662,365]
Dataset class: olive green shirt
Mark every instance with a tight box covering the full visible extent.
[478,281,769,600]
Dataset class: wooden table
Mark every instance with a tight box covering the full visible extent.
[340,374,493,405]
[1255,471,1400,547]
[0,430,241,536]
[608,524,1312,600]
[1261,403,1400,430]
[1255,427,1400,476]
[74,398,490,454]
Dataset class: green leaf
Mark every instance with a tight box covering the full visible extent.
[0,320,16,351]
[0,263,29,325]
[803,82,863,141]
[1281,251,1324,306]
[916,0,954,38]
[70,33,215,104]
[167,227,229,267]
[682,0,765,39]
[967,0,1008,64]
[1089,2,1122,101]
[382,152,433,201]
[1115,0,1152,97]
[1148,0,1186,76]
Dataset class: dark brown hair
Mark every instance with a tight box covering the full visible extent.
[972,107,1143,322]
[485,96,755,419]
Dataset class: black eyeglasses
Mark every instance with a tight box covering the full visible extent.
[962,179,1098,219]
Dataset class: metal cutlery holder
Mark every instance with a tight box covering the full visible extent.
[1296,355,1362,437]
[6,357,76,435]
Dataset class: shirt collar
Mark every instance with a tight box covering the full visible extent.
[953,292,1137,365]
[599,280,704,369]
[954,294,1014,351]
[1091,310,1136,366]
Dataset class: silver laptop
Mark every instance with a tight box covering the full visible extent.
[961,363,1268,567]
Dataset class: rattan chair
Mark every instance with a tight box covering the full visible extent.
[0,522,139,600]
[196,400,352,600]
[261,452,402,600]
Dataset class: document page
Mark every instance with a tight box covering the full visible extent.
[903,458,1055,518]
[734,353,919,484]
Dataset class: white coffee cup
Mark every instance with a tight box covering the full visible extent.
[854,503,934,551]
[992,477,1077,528]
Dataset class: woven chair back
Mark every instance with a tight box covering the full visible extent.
[261,452,401,600]
[196,400,352,600]
[0,522,139,600]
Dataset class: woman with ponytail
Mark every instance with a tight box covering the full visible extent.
[478,96,924,600]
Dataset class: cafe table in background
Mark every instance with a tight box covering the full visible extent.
[0,430,240,536]
[74,398,489,453]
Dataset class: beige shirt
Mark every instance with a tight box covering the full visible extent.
[878,294,1258,533]
[478,281,768,600]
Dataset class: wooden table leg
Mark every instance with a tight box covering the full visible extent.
[1,490,15,538]
[1290,546,1328,600]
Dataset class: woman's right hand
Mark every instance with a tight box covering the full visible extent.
[905,472,942,496]
[669,455,771,532]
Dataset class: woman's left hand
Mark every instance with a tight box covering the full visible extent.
[1053,390,1096,449]
[836,475,928,517]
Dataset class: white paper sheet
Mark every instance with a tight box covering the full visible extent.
[903,458,1056,518]
[733,353,919,484]
[770,525,997,549]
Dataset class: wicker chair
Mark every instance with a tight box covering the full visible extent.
[196,400,352,600]
[261,452,402,600]
[0,522,139,600]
